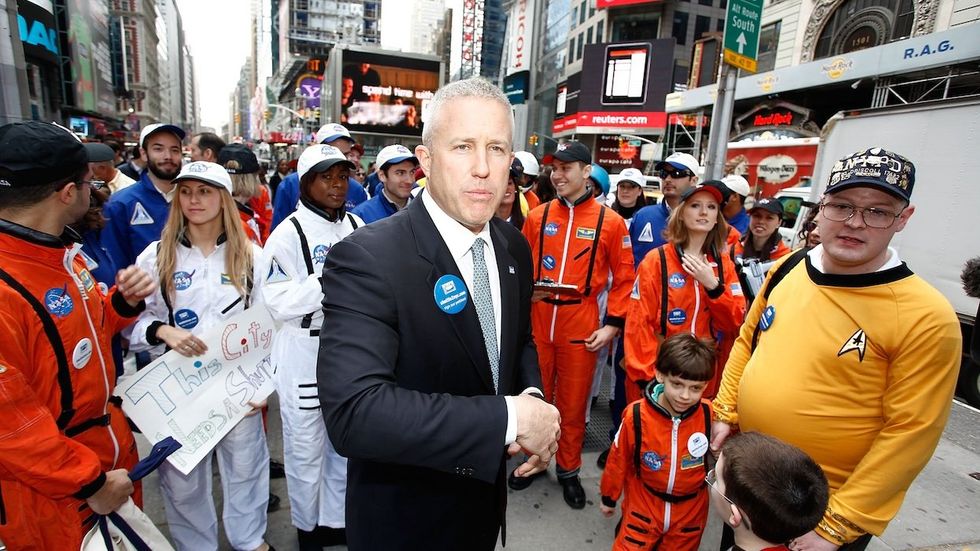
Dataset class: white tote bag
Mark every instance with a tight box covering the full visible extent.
[79,497,175,551]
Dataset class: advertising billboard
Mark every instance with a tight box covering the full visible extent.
[554,39,674,136]
[336,49,441,137]
[67,0,115,115]
[16,0,58,63]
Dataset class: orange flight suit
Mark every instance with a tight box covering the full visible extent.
[0,224,142,550]
[522,196,635,474]
[624,244,745,404]
[600,390,713,550]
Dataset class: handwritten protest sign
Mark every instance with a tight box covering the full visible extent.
[115,305,276,474]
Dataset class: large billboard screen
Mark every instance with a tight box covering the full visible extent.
[67,0,115,115]
[339,50,441,137]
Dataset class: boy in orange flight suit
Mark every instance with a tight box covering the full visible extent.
[516,141,635,509]
[0,122,156,550]
[600,334,716,550]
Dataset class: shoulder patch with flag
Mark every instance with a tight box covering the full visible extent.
[622,235,631,248]
[130,202,154,225]
[266,257,291,284]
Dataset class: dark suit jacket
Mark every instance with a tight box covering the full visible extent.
[317,197,541,550]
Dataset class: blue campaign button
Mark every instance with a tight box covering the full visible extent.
[668,273,686,288]
[434,275,468,315]
[543,255,556,270]
[544,222,560,236]
[175,309,199,329]
[667,308,687,326]
[760,305,776,331]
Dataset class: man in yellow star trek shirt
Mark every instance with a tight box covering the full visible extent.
[711,147,961,550]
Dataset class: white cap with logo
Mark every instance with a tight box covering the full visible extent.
[655,152,701,176]
[376,144,418,170]
[721,174,751,197]
[314,123,354,145]
[298,144,357,180]
[617,168,645,186]
[172,161,233,194]
[514,151,540,176]
[140,123,186,149]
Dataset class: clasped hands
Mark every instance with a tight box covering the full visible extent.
[508,393,561,478]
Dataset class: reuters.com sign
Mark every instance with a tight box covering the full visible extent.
[597,0,660,7]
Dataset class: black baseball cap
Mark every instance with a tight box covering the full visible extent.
[701,179,733,203]
[0,121,88,188]
[84,143,115,163]
[825,147,914,203]
[748,197,784,217]
[542,141,591,165]
[510,157,525,179]
[218,143,260,175]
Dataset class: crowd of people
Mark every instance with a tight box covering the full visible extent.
[0,76,962,551]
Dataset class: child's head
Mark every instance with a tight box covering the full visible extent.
[710,432,829,545]
[653,334,715,414]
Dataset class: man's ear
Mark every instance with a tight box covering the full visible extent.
[654,370,665,384]
[56,182,79,206]
[415,145,430,177]
[728,503,744,529]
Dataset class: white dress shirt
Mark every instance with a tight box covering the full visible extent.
[421,190,526,445]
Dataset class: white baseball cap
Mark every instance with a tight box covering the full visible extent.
[140,123,185,149]
[514,151,540,176]
[376,144,418,170]
[172,161,233,194]
[298,144,356,180]
[721,174,751,197]
[655,152,700,176]
[314,123,354,145]
[617,168,645,186]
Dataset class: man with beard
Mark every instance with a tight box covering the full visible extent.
[102,123,185,269]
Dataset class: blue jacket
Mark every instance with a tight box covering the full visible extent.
[271,173,368,231]
[351,192,404,224]
[101,172,170,269]
[628,202,671,268]
[728,208,749,236]
[79,229,118,287]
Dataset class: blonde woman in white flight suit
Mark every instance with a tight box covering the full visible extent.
[259,144,362,549]
[130,161,271,551]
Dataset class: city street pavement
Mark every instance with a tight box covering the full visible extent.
[138,396,980,550]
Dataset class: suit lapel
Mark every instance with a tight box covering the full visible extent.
[409,200,495,393]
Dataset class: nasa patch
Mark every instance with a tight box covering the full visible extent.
[668,273,686,288]
[173,270,194,291]
[313,244,330,264]
[544,222,560,236]
[642,451,664,472]
[44,286,74,317]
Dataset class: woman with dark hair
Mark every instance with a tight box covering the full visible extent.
[610,168,648,225]
[130,161,272,551]
[624,184,745,404]
[535,166,557,203]
[797,203,821,247]
[738,197,791,262]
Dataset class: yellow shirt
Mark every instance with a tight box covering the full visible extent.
[714,249,960,544]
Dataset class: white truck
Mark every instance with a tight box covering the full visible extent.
[785,97,980,407]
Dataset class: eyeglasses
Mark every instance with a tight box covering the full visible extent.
[819,202,902,229]
[705,468,752,529]
[82,180,107,191]
[658,168,693,180]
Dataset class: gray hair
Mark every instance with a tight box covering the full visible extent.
[421,77,514,147]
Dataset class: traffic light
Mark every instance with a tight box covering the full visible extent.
[313,108,321,120]
[529,134,539,147]
[234,113,241,124]
[263,109,270,121]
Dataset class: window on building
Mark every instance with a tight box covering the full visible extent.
[580,1,587,24]
[757,21,781,72]
[812,0,915,59]
[568,43,575,65]
[590,6,596,17]
[576,32,584,60]
[672,11,689,46]
[612,13,659,41]
[720,0,727,9]
[717,18,725,32]
[694,15,711,40]
[587,26,593,44]
[699,0,713,6]
[597,20,604,42]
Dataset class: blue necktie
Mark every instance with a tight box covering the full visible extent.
[471,237,499,392]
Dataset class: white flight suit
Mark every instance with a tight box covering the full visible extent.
[131,239,269,551]
[259,199,363,531]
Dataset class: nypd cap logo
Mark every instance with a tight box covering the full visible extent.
[826,147,915,202]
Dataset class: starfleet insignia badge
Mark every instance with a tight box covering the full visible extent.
[838,328,867,362]
[266,257,291,284]
[637,222,653,243]
[130,202,154,225]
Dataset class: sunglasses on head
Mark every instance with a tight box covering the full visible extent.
[659,168,693,179]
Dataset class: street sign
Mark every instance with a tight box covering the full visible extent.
[723,0,763,73]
